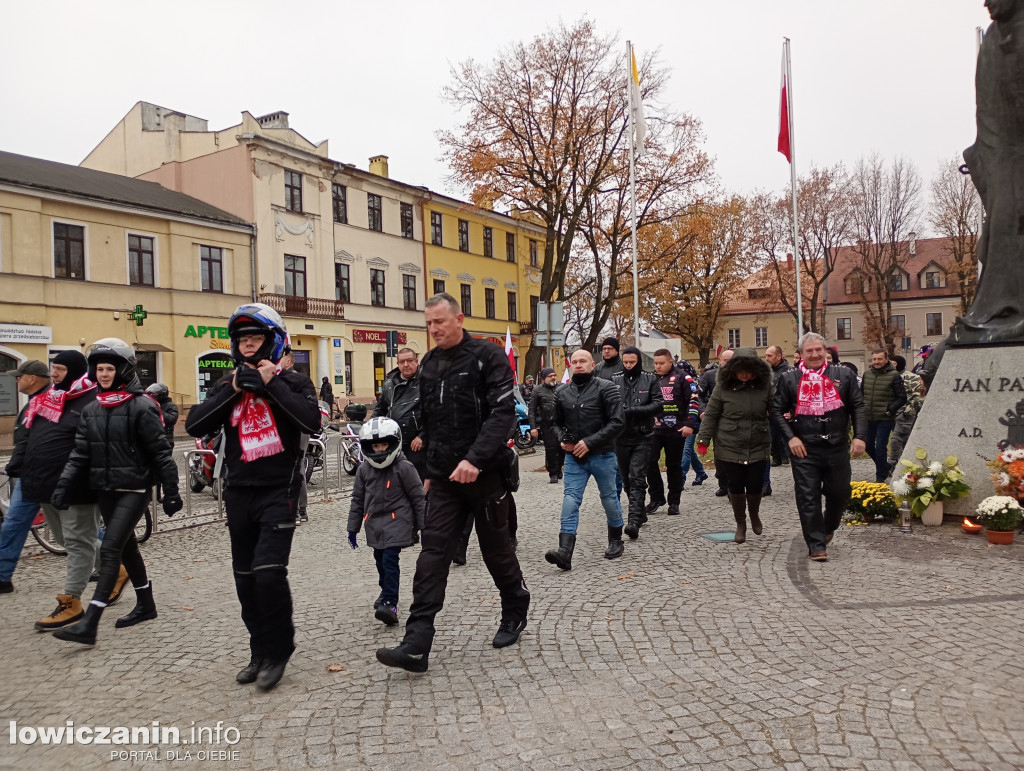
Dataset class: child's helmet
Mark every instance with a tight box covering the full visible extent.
[228,303,289,365]
[359,417,403,469]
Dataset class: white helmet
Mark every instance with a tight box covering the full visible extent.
[359,417,403,469]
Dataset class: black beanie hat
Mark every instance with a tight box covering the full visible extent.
[601,337,620,352]
[53,349,88,385]
[539,367,555,379]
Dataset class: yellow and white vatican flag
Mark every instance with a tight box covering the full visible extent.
[629,43,647,158]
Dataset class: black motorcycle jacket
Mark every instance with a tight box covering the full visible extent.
[611,368,663,443]
[553,372,624,456]
[373,367,422,448]
[528,382,559,427]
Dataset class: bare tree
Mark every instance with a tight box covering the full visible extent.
[848,154,923,353]
[929,156,981,316]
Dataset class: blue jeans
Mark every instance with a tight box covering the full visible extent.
[560,452,623,534]
[0,480,40,582]
[680,434,705,481]
[866,420,895,482]
[373,546,402,606]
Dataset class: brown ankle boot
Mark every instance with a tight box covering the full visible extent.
[728,493,747,543]
[107,566,130,605]
[35,594,83,631]
[746,494,763,535]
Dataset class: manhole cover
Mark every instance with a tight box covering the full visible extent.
[700,531,737,542]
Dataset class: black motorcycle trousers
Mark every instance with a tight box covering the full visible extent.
[92,491,149,604]
[647,434,685,506]
[540,424,563,477]
[790,442,852,554]
[403,471,529,653]
[616,439,653,516]
[224,485,297,661]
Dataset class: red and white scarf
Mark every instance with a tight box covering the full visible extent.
[97,391,136,408]
[24,375,96,427]
[230,393,284,462]
[795,362,843,416]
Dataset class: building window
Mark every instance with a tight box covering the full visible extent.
[200,245,223,293]
[926,312,943,336]
[335,263,350,302]
[332,184,347,224]
[433,278,445,296]
[431,212,443,246]
[507,291,517,321]
[891,315,906,332]
[370,268,386,307]
[285,170,302,213]
[460,284,472,316]
[530,295,539,326]
[401,203,414,239]
[485,288,496,319]
[529,239,538,267]
[754,327,768,348]
[922,270,946,289]
[844,274,871,295]
[284,254,306,297]
[837,317,852,340]
[728,329,741,348]
[128,234,155,287]
[458,219,470,252]
[506,233,516,262]
[53,222,85,280]
[403,274,417,311]
[889,272,907,291]
[367,193,383,232]
[483,227,493,258]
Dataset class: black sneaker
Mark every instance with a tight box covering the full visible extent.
[692,472,709,486]
[549,475,559,484]
[374,604,399,626]
[236,657,264,684]
[256,659,287,691]
[644,500,666,515]
[667,505,680,516]
[714,487,728,497]
[376,643,429,673]
[492,617,527,649]
[0,580,12,594]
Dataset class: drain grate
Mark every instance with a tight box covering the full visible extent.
[700,531,737,542]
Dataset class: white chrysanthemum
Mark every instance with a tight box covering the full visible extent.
[928,461,943,475]
[1000,472,1011,487]
[917,476,934,489]
[1013,449,1024,461]
[890,478,910,496]
[1002,451,1015,463]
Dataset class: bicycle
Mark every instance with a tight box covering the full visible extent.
[338,424,363,476]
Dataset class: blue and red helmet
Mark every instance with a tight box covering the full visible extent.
[228,303,289,365]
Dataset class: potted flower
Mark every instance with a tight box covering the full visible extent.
[973,495,1023,544]
[890,448,971,526]
[845,481,899,525]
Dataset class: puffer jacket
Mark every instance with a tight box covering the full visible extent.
[611,368,663,443]
[56,388,179,496]
[771,363,868,446]
[696,348,773,464]
[373,367,423,449]
[347,455,425,549]
[553,373,624,456]
[19,388,98,505]
[861,361,907,421]
[528,381,559,427]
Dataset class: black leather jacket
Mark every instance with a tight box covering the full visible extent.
[771,364,867,446]
[553,373,624,456]
[528,382,559,427]
[373,367,423,448]
[611,369,663,443]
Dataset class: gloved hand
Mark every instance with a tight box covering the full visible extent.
[696,443,709,456]
[347,531,358,549]
[162,492,183,517]
[51,487,69,511]
[236,365,265,394]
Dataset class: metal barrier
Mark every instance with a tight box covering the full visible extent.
[306,436,330,503]
[181,449,224,523]
[335,429,361,489]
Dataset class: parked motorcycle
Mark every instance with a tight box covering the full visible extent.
[188,429,224,494]
[303,401,338,483]
[509,400,536,450]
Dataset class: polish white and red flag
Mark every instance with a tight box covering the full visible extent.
[504,326,517,382]
[777,46,792,163]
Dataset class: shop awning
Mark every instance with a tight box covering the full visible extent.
[134,343,174,352]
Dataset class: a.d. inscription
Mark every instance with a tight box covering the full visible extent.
[957,427,984,438]
[953,377,1024,393]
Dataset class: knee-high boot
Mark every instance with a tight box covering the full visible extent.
[728,493,747,543]
[53,602,104,645]
[747,494,763,535]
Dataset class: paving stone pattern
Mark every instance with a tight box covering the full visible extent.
[1,456,1023,769]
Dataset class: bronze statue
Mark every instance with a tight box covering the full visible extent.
[952,0,1024,344]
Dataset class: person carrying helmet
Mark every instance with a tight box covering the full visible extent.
[50,339,183,645]
[185,304,320,691]
[144,383,178,449]
[345,417,426,627]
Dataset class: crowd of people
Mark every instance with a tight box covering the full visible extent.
[0,295,931,681]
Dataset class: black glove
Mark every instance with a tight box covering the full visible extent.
[236,366,265,394]
[51,487,68,511]
[162,492,183,518]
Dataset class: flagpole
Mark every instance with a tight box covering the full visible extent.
[784,38,804,336]
[627,41,641,347]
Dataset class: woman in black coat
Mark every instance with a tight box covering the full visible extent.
[51,339,182,645]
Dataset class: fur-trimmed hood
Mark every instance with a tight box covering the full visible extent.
[718,347,772,390]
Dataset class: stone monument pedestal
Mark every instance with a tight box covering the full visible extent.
[900,343,1024,517]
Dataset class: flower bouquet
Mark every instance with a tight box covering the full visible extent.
[974,495,1023,532]
[986,445,1024,499]
[890,448,971,517]
[844,481,899,525]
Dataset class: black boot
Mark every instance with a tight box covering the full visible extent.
[114,583,157,628]
[544,533,575,571]
[452,539,468,566]
[728,493,747,544]
[604,526,624,559]
[624,514,641,540]
[53,603,103,645]
[747,494,763,536]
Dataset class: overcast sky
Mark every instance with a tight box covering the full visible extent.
[0,0,992,207]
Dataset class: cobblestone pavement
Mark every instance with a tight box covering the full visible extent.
[2,453,1023,770]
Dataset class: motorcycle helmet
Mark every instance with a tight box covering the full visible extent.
[145,383,169,400]
[228,303,289,365]
[359,417,403,469]
[86,338,140,390]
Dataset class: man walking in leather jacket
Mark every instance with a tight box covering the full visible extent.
[771,333,867,562]
[611,347,663,540]
[529,367,562,483]
[545,349,625,570]
[372,347,425,479]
